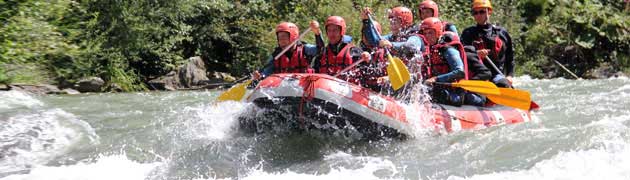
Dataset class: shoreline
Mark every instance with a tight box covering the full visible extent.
[2,72,628,95]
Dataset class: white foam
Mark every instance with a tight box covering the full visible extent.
[1,155,161,180]
[237,152,400,180]
[446,113,630,180]
[175,101,248,140]
[0,91,43,109]
[0,109,98,175]
[445,145,630,180]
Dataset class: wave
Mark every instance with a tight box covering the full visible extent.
[1,155,161,180]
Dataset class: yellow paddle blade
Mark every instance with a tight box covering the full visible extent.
[486,88,532,110]
[452,80,500,95]
[386,54,410,90]
[217,80,252,102]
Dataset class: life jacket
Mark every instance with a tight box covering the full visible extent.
[424,38,469,80]
[319,43,355,75]
[463,45,490,80]
[273,43,310,73]
[471,25,504,63]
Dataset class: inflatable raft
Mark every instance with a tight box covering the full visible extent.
[240,73,535,138]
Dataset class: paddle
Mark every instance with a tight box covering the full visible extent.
[485,88,532,110]
[435,80,500,95]
[367,14,410,90]
[482,56,534,110]
[334,58,366,77]
[217,28,312,102]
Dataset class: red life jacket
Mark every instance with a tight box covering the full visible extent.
[471,25,504,62]
[424,39,469,80]
[319,43,354,75]
[273,44,310,73]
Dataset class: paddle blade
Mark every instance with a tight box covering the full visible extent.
[486,88,532,110]
[386,55,410,90]
[452,80,500,95]
[217,80,252,102]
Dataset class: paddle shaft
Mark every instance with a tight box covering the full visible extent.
[334,58,366,77]
[484,56,503,76]
[484,57,536,110]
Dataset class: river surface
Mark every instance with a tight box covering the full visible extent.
[1,76,629,180]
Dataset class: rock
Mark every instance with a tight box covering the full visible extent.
[60,88,80,95]
[107,83,124,92]
[9,84,61,95]
[0,84,9,91]
[178,56,209,88]
[148,71,180,91]
[584,63,616,79]
[613,72,628,78]
[75,77,105,92]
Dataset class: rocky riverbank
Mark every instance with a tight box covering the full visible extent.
[1,56,238,95]
[2,56,627,95]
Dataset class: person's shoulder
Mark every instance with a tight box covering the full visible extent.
[342,35,353,43]
[460,26,477,37]
[491,24,510,33]
[462,25,477,32]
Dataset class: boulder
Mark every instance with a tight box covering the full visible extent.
[178,56,209,88]
[148,71,180,91]
[584,63,618,79]
[75,77,105,92]
[0,84,9,91]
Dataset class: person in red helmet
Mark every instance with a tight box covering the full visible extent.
[460,0,515,88]
[313,16,365,81]
[417,0,458,34]
[358,15,388,92]
[363,6,425,61]
[254,21,324,80]
[360,6,425,95]
[421,17,486,106]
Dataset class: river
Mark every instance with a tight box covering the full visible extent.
[1,76,629,180]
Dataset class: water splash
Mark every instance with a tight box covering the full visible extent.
[1,154,161,180]
[0,91,43,109]
[172,101,248,141]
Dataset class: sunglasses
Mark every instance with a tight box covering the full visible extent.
[472,10,487,15]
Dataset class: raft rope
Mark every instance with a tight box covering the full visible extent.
[298,75,319,128]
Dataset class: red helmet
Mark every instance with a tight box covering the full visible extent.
[275,22,299,42]
[419,0,439,18]
[389,7,414,27]
[325,16,347,36]
[420,17,443,37]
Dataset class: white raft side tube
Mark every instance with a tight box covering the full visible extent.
[445,109,463,132]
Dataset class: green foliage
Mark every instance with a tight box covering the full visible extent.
[1,0,629,91]
[519,0,630,78]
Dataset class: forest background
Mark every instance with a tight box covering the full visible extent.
[1,0,628,91]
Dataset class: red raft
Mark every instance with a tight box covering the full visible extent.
[241,73,535,138]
